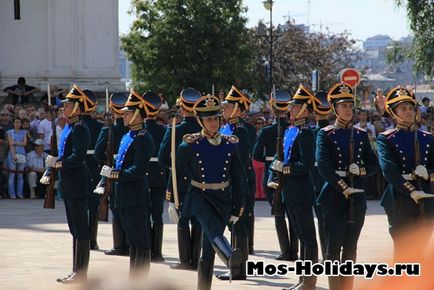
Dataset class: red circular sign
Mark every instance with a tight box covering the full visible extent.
[339,68,361,88]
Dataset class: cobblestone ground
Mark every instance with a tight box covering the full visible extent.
[0,200,397,290]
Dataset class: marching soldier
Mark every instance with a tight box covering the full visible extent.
[81,95,104,250]
[377,86,434,259]
[311,91,332,260]
[270,85,318,290]
[94,92,129,256]
[253,90,299,261]
[45,85,93,283]
[316,83,379,290]
[158,88,202,270]
[217,85,252,280]
[100,90,155,277]
[143,91,169,262]
[175,94,244,290]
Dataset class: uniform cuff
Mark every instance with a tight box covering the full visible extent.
[337,179,349,192]
[232,207,244,217]
[359,167,367,176]
[166,190,172,201]
[283,165,291,175]
[430,173,434,183]
[110,170,120,180]
[55,161,62,169]
[401,181,416,195]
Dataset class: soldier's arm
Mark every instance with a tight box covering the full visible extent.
[252,127,266,162]
[175,141,193,188]
[230,147,247,217]
[115,133,155,181]
[157,127,171,168]
[316,129,349,193]
[61,125,90,170]
[377,134,415,196]
[234,128,250,167]
[359,132,379,177]
[282,129,315,176]
[93,126,108,163]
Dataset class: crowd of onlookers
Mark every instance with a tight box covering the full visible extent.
[1,78,433,201]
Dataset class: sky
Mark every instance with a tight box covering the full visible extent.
[118,0,411,44]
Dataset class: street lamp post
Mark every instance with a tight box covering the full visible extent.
[263,0,273,94]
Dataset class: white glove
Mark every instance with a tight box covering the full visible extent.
[100,165,114,178]
[343,187,364,199]
[229,215,239,224]
[414,165,429,181]
[40,176,50,185]
[410,190,434,204]
[168,203,179,224]
[46,155,59,168]
[349,163,360,176]
[94,187,105,195]
[270,160,284,172]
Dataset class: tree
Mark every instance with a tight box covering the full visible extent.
[250,21,358,97]
[396,0,434,77]
[121,0,253,103]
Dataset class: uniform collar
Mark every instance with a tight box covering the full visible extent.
[129,123,143,132]
[396,122,417,132]
[293,118,307,127]
[68,115,80,125]
[228,117,241,125]
[201,130,221,146]
[334,118,352,129]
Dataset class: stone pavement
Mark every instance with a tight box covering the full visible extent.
[0,199,395,290]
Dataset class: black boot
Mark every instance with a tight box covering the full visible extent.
[62,239,89,284]
[105,218,128,256]
[341,253,355,290]
[248,215,255,254]
[327,254,341,290]
[292,247,317,290]
[170,227,192,270]
[216,233,248,280]
[151,224,165,262]
[57,238,76,282]
[197,259,214,290]
[190,227,202,270]
[275,215,294,261]
[90,218,99,250]
[288,217,299,260]
[132,248,151,277]
[212,235,243,272]
[129,246,137,276]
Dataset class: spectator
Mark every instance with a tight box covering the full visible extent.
[56,115,67,149]
[360,89,374,111]
[0,126,8,198]
[37,109,53,152]
[21,118,33,152]
[18,109,27,120]
[30,108,45,138]
[3,77,39,105]
[158,93,170,110]
[6,117,27,199]
[374,88,386,116]
[420,97,431,114]
[356,109,376,138]
[0,109,12,131]
[253,116,266,200]
[26,139,48,199]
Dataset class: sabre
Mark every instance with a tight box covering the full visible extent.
[171,116,180,209]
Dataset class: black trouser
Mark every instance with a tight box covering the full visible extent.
[118,206,151,249]
[64,198,90,240]
[149,187,165,225]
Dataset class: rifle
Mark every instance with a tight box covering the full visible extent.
[347,126,355,223]
[43,85,57,209]
[271,114,285,216]
[97,114,113,222]
[414,129,425,223]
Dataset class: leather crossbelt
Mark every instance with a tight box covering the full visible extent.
[191,180,230,190]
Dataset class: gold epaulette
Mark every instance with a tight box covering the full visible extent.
[322,125,335,133]
[221,134,239,144]
[183,133,203,144]
[381,128,397,137]
[137,129,147,136]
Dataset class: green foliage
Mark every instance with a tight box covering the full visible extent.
[121,0,253,103]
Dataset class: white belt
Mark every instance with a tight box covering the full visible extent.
[191,180,230,190]
[87,150,95,155]
[335,170,348,177]
[402,174,415,181]
[265,156,274,161]
[150,157,158,162]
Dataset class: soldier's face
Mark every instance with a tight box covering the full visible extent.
[63,103,74,118]
[395,102,415,124]
[123,111,134,125]
[335,102,353,122]
[289,104,307,122]
[222,103,239,120]
[202,116,220,134]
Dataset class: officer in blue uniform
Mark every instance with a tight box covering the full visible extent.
[100,90,155,277]
[311,91,332,260]
[217,85,252,280]
[253,90,299,261]
[81,95,104,250]
[45,85,92,284]
[316,83,379,290]
[270,85,318,290]
[93,92,129,256]
[377,86,434,259]
[159,88,202,270]
[175,94,244,290]
[143,91,169,262]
